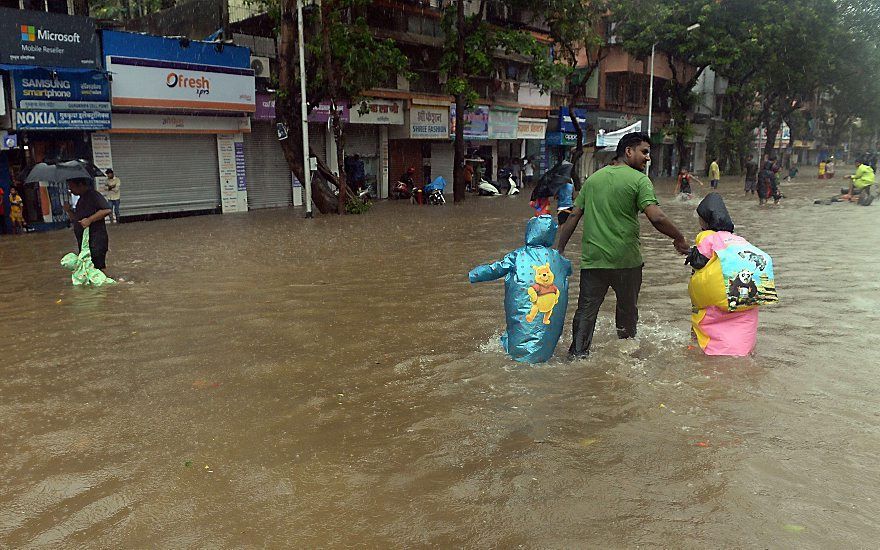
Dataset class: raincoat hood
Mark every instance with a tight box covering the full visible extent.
[525,214,558,247]
[696,193,735,233]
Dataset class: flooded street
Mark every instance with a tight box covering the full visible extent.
[2,176,880,547]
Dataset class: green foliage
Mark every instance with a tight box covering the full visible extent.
[344,196,372,214]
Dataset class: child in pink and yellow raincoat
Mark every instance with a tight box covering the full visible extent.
[685,193,778,356]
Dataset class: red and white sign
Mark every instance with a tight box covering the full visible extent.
[106,56,255,112]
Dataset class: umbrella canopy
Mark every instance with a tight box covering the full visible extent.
[24,160,105,184]
[530,161,574,200]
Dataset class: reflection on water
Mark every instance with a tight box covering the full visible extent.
[2,177,880,547]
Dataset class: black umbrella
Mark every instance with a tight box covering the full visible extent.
[530,160,574,200]
[24,160,105,184]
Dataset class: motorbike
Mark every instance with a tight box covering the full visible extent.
[477,169,519,196]
[391,179,413,200]
[424,176,447,205]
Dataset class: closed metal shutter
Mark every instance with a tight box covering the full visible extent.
[111,134,220,217]
[308,124,326,162]
[344,125,378,157]
[244,122,293,209]
[431,141,454,194]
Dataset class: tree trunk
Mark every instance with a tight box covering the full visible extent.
[277,0,335,214]
[452,0,467,203]
[320,0,346,215]
[763,117,782,160]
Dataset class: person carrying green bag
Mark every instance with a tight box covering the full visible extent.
[60,227,116,287]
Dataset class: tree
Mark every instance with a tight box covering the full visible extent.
[440,0,562,203]
[276,0,408,214]
[542,0,610,186]
[613,0,741,170]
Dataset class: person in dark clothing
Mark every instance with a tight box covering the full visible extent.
[758,157,781,206]
[744,155,759,195]
[63,178,112,270]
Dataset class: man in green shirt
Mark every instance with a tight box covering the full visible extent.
[556,132,689,358]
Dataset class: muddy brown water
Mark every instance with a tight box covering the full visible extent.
[1,176,879,547]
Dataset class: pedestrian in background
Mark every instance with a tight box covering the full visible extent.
[709,156,721,189]
[744,154,758,196]
[8,186,25,234]
[104,169,122,223]
[522,158,535,187]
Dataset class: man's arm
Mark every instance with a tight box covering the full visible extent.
[80,209,112,228]
[554,207,584,254]
[643,204,689,254]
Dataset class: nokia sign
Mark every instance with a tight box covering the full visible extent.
[0,7,98,67]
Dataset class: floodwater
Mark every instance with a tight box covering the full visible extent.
[1,174,879,548]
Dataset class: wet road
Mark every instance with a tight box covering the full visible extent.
[1,175,879,547]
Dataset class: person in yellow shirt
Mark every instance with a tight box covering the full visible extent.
[847,157,875,204]
[818,160,826,179]
[709,157,721,189]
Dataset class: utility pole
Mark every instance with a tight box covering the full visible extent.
[297,0,313,218]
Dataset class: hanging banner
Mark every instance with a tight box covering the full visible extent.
[91,132,112,189]
[254,92,275,121]
[517,118,546,140]
[488,107,520,139]
[559,107,588,133]
[308,102,349,123]
[0,7,100,68]
[218,133,248,213]
[596,120,642,148]
[409,104,449,139]
[450,105,489,140]
[12,68,110,130]
[350,98,404,125]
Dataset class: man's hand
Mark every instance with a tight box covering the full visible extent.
[80,218,92,228]
[673,236,689,255]
[62,202,72,214]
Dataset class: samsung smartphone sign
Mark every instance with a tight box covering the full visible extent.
[0,7,99,68]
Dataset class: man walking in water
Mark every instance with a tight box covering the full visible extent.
[555,132,689,358]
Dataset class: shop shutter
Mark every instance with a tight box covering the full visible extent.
[308,124,326,163]
[244,122,293,209]
[343,125,378,157]
[431,142,455,194]
[110,134,219,217]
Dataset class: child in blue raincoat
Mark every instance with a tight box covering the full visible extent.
[469,215,572,363]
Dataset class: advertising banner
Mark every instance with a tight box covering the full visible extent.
[218,133,248,213]
[12,68,110,130]
[350,98,404,125]
[409,105,449,139]
[559,107,588,133]
[254,93,275,121]
[307,101,349,123]
[596,120,642,148]
[106,56,255,112]
[0,7,99,68]
[517,118,547,139]
[488,107,520,139]
[450,105,489,140]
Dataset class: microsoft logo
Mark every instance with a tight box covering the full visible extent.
[21,25,36,42]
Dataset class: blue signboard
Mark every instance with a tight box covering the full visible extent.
[559,107,588,133]
[12,67,110,130]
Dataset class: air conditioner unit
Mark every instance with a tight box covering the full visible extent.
[250,56,271,79]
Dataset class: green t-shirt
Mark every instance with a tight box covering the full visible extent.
[573,165,659,269]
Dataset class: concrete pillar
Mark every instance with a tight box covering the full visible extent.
[379,125,389,199]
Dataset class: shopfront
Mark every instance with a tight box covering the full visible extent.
[389,100,452,193]
[348,98,403,198]
[247,93,294,209]
[0,7,107,230]
[450,104,491,183]
[101,30,254,219]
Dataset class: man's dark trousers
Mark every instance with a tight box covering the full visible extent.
[569,266,643,357]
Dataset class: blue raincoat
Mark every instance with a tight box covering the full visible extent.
[469,215,572,363]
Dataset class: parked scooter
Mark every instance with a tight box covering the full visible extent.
[424,176,447,205]
[477,169,520,196]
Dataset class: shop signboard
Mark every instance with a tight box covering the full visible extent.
[254,93,276,121]
[488,107,520,139]
[450,105,489,139]
[559,107,588,133]
[106,56,255,112]
[0,7,99,68]
[11,68,110,130]
[517,118,547,140]
[350,98,404,125]
[307,101,349,123]
[110,112,251,134]
[218,133,248,213]
[545,131,587,146]
[409,104,449,139]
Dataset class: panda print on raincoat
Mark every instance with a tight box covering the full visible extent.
[469,215,572,363]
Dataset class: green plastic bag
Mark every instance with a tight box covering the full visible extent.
[60,227,116,287]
